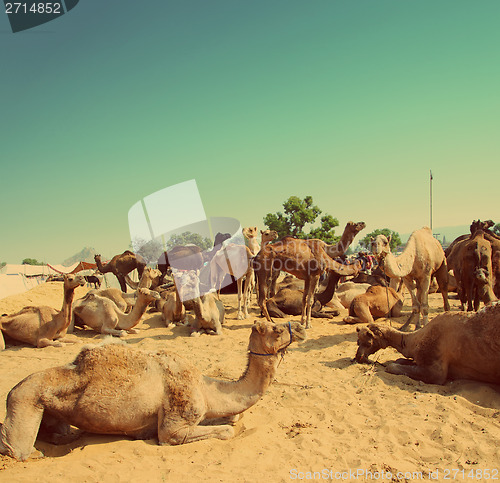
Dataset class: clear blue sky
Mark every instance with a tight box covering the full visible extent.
[1,1,499,263]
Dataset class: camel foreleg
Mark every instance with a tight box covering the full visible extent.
[159,422,234,445]
[415,275,431,328]
[400,277,419,331]
[236,277,245,320]
[385,360,448,385]
[0,331,5,350]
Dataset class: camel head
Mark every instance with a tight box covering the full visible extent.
[346,221,366,236]
[355,324,388,363]
[243,226,259,240]
[175,270,201,301]
[371,235,391,260]
[64,274,86,289]
[138,267,163,289]
[261,229,278,243]
[136,288,161,304]
[249,321,307,355]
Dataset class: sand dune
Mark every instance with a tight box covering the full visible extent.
[1,283,499,482]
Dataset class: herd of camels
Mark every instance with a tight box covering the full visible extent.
[1,219,500,461]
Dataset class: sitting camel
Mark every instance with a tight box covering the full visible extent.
[94,251,146,293]
[343,285,402,324]
[0,274,85,350]
[261,229,278,247]
[72,288,160,337]
[330,282,372,310]
[372,227,450,330]
[0,320,306,461]
[255,221,365,328]
[178,271,225,336]
[355,302,500,385]
[160,289,187,327]
[125,267,164,291]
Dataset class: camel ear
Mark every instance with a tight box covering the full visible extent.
[356,326,361,333]
[369,236,374,242]
[252,321,267,334]
[387,235,392,245]
[260,230,264,234]
[367,323,383,338]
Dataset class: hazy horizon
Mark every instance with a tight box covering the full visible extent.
[2,1,499,263]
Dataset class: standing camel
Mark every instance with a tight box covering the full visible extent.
[254,221,365,328]
[371,226,450,330]
[94,251,146,293]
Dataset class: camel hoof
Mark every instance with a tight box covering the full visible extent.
[118,330,128,338]
[219,426,235,440]
[127,328,139,334]
[190,332,201,337]
[167,323,175,328]
[237,313,244,320]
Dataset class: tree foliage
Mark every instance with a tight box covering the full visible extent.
[22,258,44,266]
[359,228,402,252]
[263,196,339,244]
[493,223,500,237]
[166,232,212,251]
[0,262,6,269]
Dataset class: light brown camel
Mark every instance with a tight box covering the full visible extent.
[210,243,254,320]
[243,226,261,301]
[178,271,225,335]
[355,302,500,385]
[0,320,306,461]
[72,288,160,337]
[160,289,187,327]
[0,274,85,350]
[255,221,365,328]
[343,285,402,324]
[94,251,146,293]
[125,267,164,291]
[371,227,450,331]
[330,282,372,310]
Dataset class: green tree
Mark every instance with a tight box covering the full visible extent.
[263,196,339,243]
[493,223,500,237]
[132,237,165,264]
[0,262,6,269]
[166,232,212,251]
[359,229,402,252]
[22,258,44,266]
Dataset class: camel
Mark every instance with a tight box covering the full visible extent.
[243,226,261,300]
[261,229,278,247]
[178,271,225,335]
[371,227,450,331]
[266,221,366,298]
[157,245,204,279]
[157,282,187,327]
[0,320,306,461]
[94,251,146,293]
[72,288,160,337]
[210,243,254,320]
[125,267,164,291]
[254,221,365,328]
[343,285,402,324]
[355,302,500,385]
[453,231,497,311]
[83,275,101,289]
[0,274,85,350]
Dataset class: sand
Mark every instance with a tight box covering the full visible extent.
[1,282,500,482]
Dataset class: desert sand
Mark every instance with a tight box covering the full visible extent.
[1,282,499,482]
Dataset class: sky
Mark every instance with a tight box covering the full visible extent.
[1,0,499,263]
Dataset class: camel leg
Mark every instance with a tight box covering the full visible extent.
[117,273,128,293]
[400,278,419,331]
[256,269,272,321]
[101,316,127,337]
[434,261,450,312]
[385,360,448,385]
[0,331,5,351]
[159,422,234,445]
[303,274,320,329]
[466,278,475,312]
[415,275,431,329]
[344,302,373,324]
[236,277,244,320]
[0,379,45,461]
[37,338,64,348]
[266,300,286,318]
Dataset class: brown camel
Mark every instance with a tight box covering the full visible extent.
[261,229,278,247]
[330,282,372,310]
[266,221,366,298]
[255,221,365,328]
[157,245,204,279]
[94,251,146,293]
[125,267,164,291]
[453,231,497,311]
[160,289,186,327]
[72,288,160,337]
[343,285,402,324]
[0,320,306,461]
[355,302,500,385]
[0,274,85,350]
[178,271,225,335]
[372,227,450,330]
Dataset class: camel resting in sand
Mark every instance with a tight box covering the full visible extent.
[0,321,306,461]
[343,285,402,324]
[72,288,160,337]
[355,302,500,385]
[0,274,85,350]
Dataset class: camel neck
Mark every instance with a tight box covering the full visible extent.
[315,272,341,306]
[95,258,109,273]
[203,353,279,419]
[120,296,149,330]
[380,238,416,278]
[324,229,355,259]
[382,327,417,359]
[60,287,75,330]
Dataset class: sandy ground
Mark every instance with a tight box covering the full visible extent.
[1,282,499,483]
